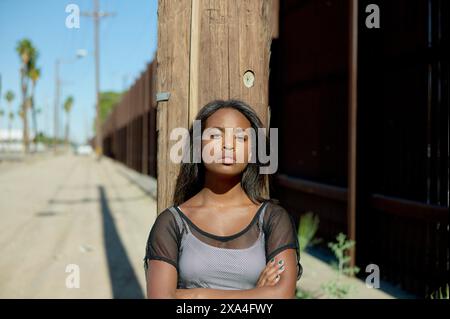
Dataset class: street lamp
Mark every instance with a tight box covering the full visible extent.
[54,50,86,154]
[76,49,87,59]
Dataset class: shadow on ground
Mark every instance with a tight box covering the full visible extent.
[99,185,144,299]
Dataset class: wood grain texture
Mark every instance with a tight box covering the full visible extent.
[156,0,273,213]
[156,0,192,212]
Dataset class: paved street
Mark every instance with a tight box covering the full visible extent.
[0,153,157,298]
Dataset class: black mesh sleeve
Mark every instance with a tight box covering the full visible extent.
[264,203,303,280]
[144,208,181,272]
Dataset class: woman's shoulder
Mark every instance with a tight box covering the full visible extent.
[264,199,290,214]
[156,205,176,217]
[151,205,181,229]
[263,199,295,223]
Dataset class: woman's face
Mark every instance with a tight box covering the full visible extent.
[201,107,253,177]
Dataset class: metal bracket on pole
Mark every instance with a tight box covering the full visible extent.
[156,92,171,102]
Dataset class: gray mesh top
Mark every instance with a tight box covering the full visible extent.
[144,200,302,290]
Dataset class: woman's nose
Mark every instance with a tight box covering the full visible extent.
[223,132,234,150]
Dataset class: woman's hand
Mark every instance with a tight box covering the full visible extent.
[175,288,200,299]
[256,257,285,287]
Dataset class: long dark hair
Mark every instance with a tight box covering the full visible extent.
[173,99,277,206]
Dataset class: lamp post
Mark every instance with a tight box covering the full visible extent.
[53,50,86,154]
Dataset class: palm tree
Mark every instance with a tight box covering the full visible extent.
[17,109,24,147]
[0,109,4,149]
[28,67,41,149]
[4,90,15,144]
[8,112,15,143]
[63,96,74,146]
[16,39,38,153]
[0,109,4,133]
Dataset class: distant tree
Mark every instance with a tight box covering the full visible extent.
[63,96,74,145]
[16,39,38,153]
[4,90,15,143]
[0,109,4,130]
[93,91,122,134]
[28,66,41,145]
[8,112,15,142]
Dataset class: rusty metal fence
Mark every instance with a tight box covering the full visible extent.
[102,61,157,178]
[270,0,449,297]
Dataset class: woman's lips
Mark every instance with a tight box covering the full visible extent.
[218,152,236,164]
[221,156,235,164]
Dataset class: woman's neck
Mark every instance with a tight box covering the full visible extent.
[200,172,249,206]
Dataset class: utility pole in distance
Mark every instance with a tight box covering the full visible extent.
[82,0,114,159]
[54,60,60,154]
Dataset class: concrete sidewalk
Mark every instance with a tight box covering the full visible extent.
[297,250,417,299]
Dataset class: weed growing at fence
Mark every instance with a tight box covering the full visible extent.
[320,233,360,298]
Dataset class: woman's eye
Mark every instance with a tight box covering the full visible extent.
[235,135,246,141]
[211,134,222,139]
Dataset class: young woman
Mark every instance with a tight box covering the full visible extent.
[144,99,302,298]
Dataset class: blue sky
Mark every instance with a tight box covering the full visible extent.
[0,0,158,144]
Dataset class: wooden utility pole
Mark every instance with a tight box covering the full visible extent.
[156,0,275,213]
[347,0,358,268]
[82,0,114,159]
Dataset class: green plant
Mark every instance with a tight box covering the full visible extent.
[429,284,449,299]
[296,288,315,299]
[297,212,321,252]
[295,212,321,299]
[321,233,360,299]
